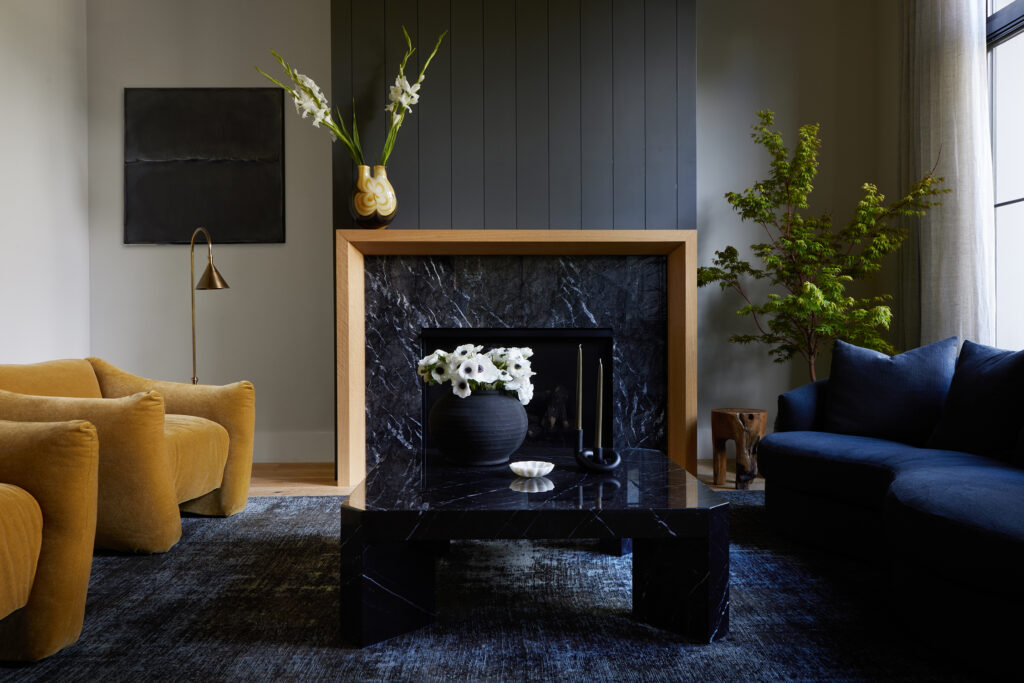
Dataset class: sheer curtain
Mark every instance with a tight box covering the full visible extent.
[898,0,995,348]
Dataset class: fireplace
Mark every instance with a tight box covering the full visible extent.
[334,230,698,487]
[364,254,667,468]
[420,328,614,454]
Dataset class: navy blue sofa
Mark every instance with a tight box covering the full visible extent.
[759,338,1024,619]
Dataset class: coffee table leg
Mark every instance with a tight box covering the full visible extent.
[632,510,729,642]
[598,538,633,556]
[340,522,437,646]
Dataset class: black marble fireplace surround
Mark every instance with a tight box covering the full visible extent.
[363,255,667,468]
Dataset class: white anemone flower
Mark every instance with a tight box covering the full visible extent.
[516,381,534,405]
[475,356,501,384]
[507,357,532,379]
[430,364,451,383]
[452,377,472,398]
[418,349,447,370]
[456,359,479,381]
[452,344,483,361]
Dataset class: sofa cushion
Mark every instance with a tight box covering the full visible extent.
[759,431,980,510]
[0,360,102,399]
[927,341,1024,461]
[164,414,229,504]
[0,483,43,620]
[822,338,958,446]
[887,463,1024,585]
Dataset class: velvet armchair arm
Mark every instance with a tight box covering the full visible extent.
[87,358,255,517]
[0,388,180,553]
[0,419,99,661]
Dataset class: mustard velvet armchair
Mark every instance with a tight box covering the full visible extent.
[0,359,255,554]
[0,419,99,661]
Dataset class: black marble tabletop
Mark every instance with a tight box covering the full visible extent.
[344,446,725,514]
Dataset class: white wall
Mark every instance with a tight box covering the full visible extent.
[0,0,90,362]
[86,0,335,462]
[695,0,901,455]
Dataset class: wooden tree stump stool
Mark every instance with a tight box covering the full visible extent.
[711,408,767,489]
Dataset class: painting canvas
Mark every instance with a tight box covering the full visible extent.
[124,88,284,244]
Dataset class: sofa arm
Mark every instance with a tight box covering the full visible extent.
[775,379,828,432]
[87,358,255,516]
[0,389,180,553]
[0,419,98,661]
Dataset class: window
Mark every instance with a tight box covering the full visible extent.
[989,0,1024,349]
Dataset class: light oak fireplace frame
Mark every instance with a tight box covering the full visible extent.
[335,230,698,488]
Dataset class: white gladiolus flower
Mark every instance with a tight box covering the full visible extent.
[452,378,472,398]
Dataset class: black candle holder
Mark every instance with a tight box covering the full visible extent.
[574,428,621,472]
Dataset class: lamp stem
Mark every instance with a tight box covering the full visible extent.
[190,227,212,385]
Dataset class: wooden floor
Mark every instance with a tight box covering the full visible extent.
[248,459,763,497]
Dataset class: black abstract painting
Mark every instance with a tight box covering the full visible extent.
[124,88,284,244]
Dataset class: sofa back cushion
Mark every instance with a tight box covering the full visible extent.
[822,337,958,446]
[0,360,102,399]
[927,340,1024,460]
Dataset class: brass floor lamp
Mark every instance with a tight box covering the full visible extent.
[190,227,229,384]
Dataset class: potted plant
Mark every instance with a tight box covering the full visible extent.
[417,344,536,465]
[698,110,947,381]
[258,26,447,229]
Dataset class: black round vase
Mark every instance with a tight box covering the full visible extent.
[428,390,528,466]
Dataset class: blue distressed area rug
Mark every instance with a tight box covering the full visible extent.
[0,491,984,681]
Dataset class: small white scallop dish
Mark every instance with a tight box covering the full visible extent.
[509,460,554,478]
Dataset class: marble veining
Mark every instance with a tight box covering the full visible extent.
[363,255,667,468]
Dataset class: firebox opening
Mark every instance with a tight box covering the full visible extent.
[420,328,614,455]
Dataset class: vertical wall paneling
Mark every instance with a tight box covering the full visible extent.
[515,0,550,229]
[580,0,614,230]
[611,0,646,229]
[418,0,453,227]
[331,1,354,228]
[482,1,517,229]
[675,0,696,227]
[644,0,677,229]
[449,0,485,228]
[350,1,387,166]
[548,0,582,229]
[331,0,696,231]
[384,0,420,228]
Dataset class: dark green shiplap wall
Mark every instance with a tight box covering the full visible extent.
[330,0,696,230]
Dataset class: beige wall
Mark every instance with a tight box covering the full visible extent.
[86,0,335,462]
[0,0,89,363]
[696,0,901,454]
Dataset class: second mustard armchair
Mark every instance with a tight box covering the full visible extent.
[0,358,255,554]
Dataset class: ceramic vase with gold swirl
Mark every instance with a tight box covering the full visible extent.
[349,164,397,229]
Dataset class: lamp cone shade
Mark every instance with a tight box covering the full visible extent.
[196,261,229,290]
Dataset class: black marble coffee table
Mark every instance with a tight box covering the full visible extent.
[340,447,729,646]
